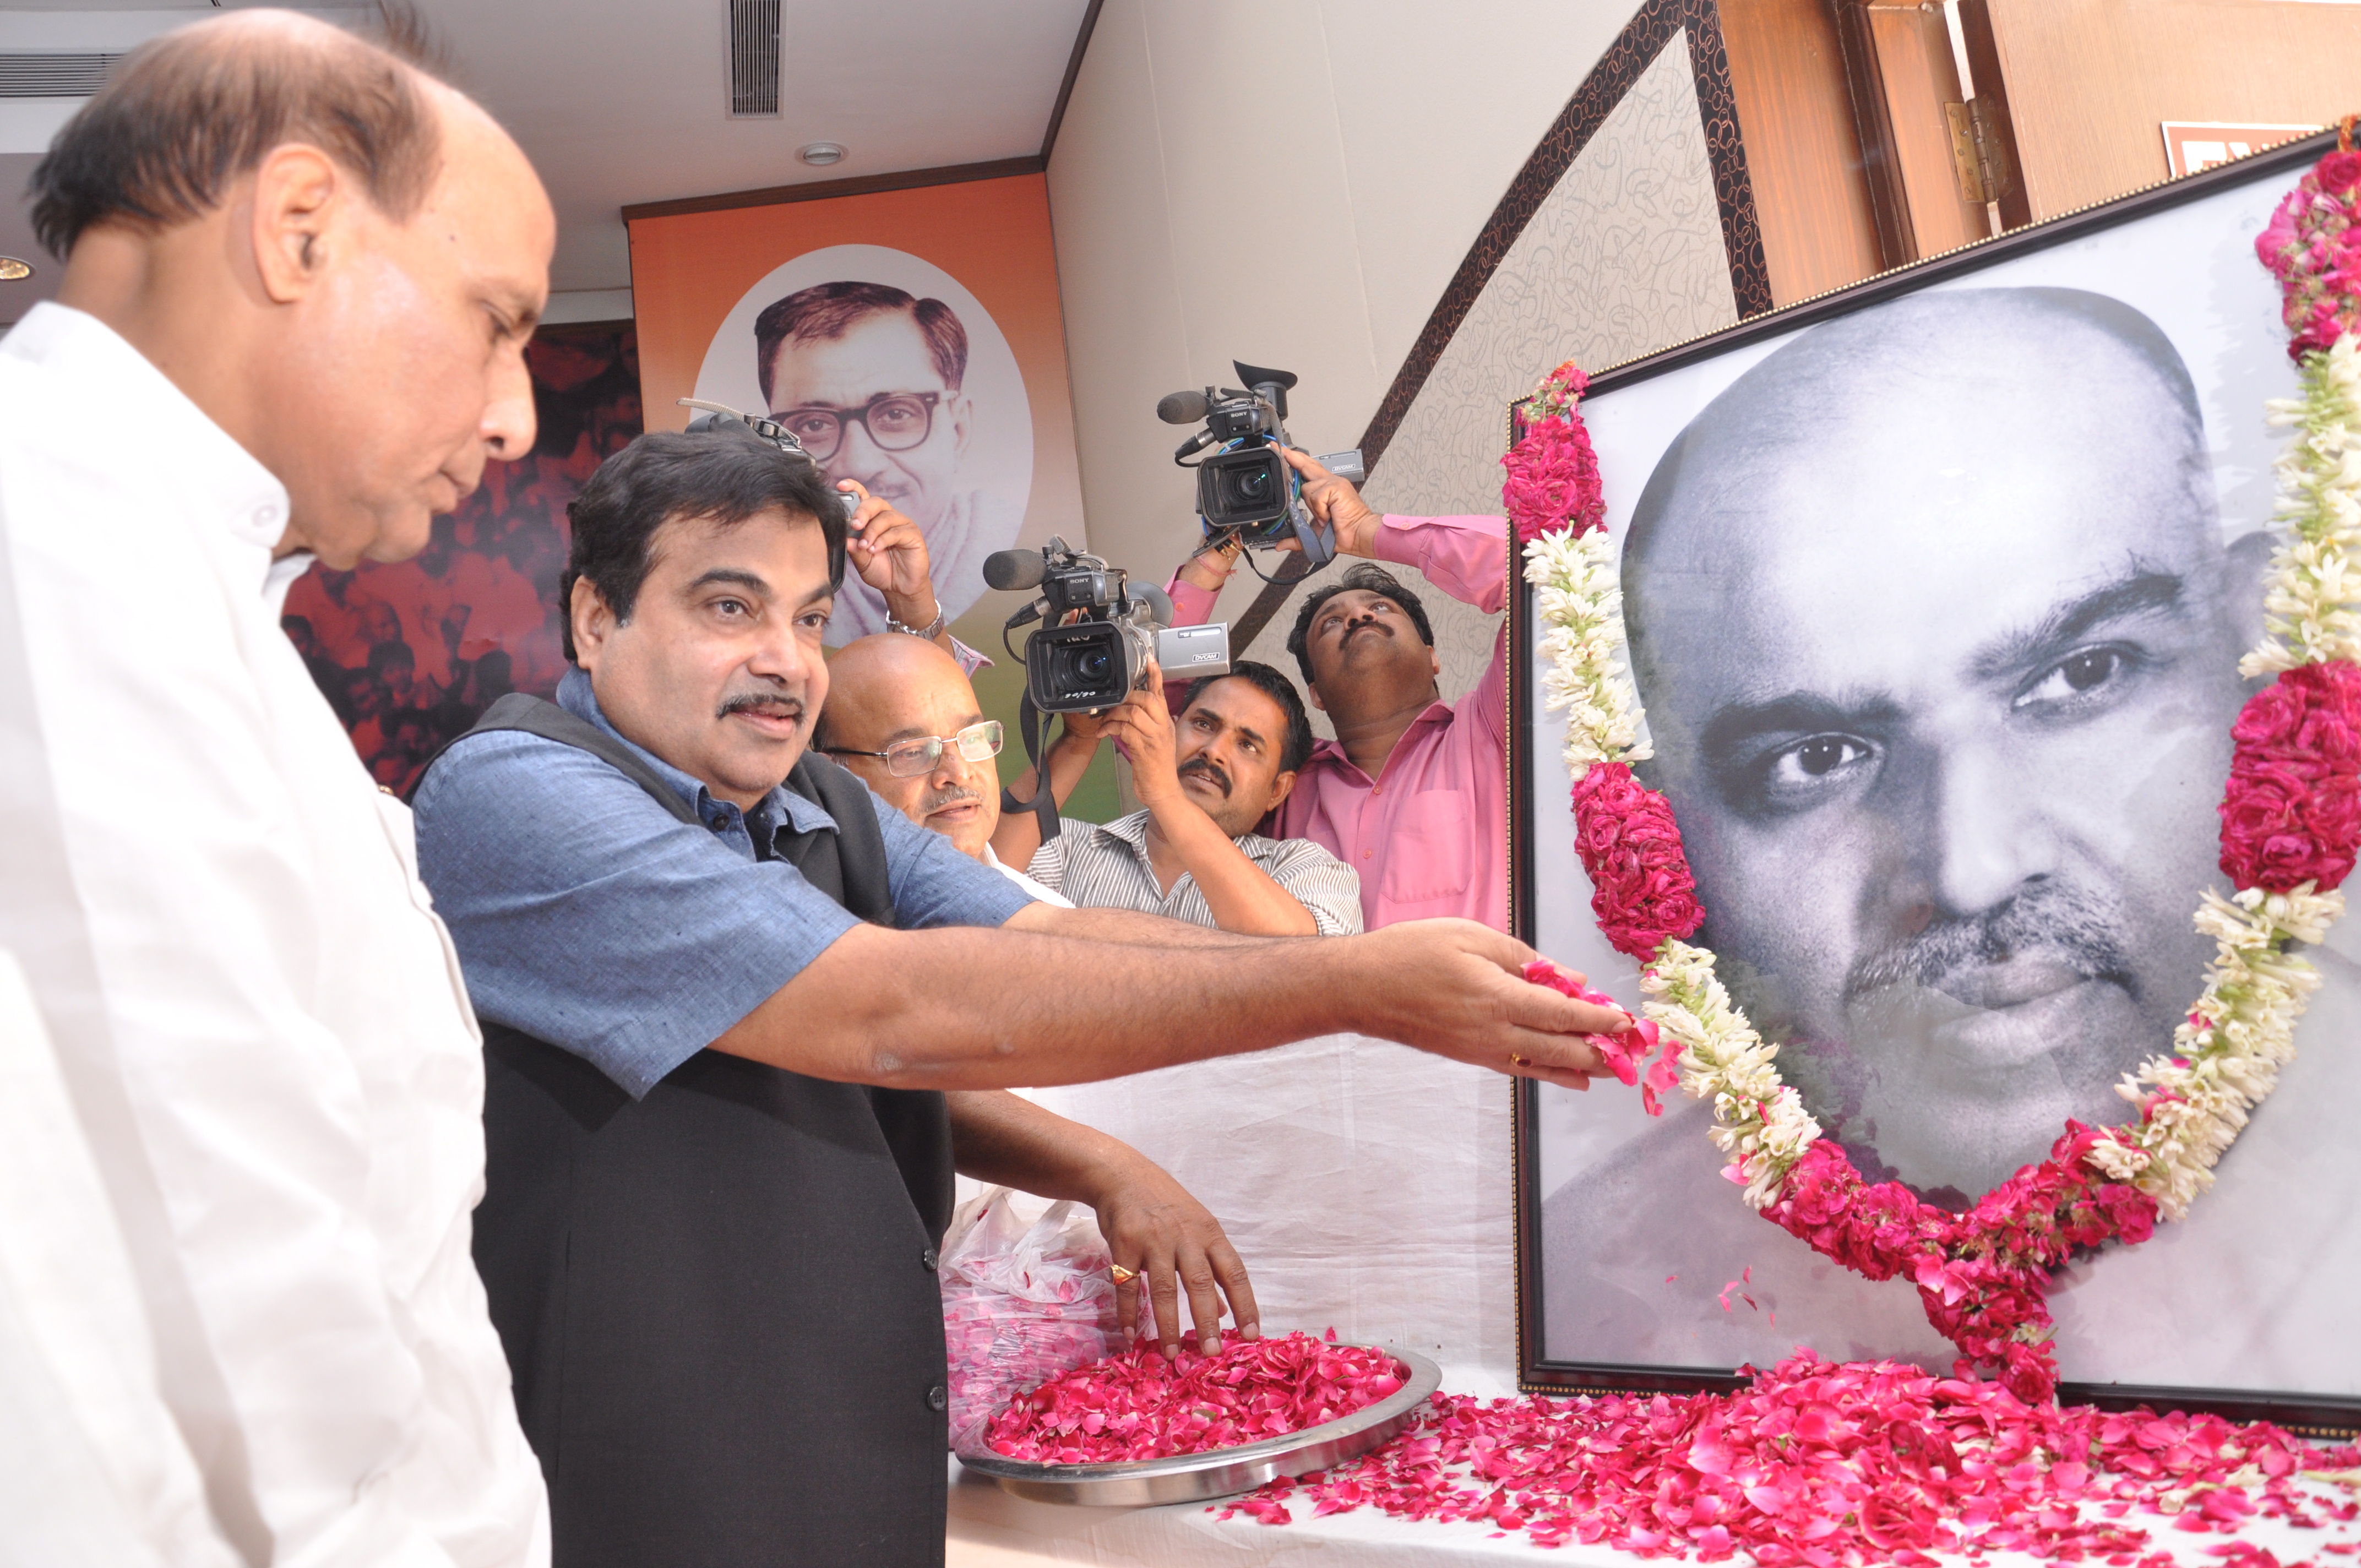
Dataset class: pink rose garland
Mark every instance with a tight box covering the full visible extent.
[1501,360,1607,544]
[2219,658,2361,891]
[2255,118,2361,361]
[1569,762,1706,959]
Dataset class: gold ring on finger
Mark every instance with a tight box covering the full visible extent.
[1109,1263,1140,1284]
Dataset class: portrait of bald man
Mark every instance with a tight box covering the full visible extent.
[1538,285,2361,1396]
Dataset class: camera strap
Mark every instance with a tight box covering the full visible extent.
[1000,692,1064,853]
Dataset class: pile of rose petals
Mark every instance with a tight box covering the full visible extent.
[983,1330,1405,1464]
[1214,1352,2361,1562]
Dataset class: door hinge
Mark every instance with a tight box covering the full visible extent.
[1944,96,2012,206]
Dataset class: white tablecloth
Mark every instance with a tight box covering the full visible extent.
[952,1033,2361,1564]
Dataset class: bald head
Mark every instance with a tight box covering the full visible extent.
[40,8,552,571]
[1626,287,2214,667]
[820,636,1002,857]
[1606,285,2254,1199]
[35,9,447,256]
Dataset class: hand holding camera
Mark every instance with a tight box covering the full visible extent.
[1095,660,1179,802]
[1276,448,1381,560]
[1158,361,1364,568]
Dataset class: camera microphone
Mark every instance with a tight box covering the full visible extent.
[983,549,1049,592]
[1156,389,1212,426]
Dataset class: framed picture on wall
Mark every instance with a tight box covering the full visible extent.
[1512,129,2361,1428]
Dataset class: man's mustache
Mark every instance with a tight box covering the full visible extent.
[717,690,804,723]
[923,784,983,813]
[1842,880,2136,1006]
[1177,756,1231,798]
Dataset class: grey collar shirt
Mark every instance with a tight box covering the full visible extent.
[1024,809,1363,935]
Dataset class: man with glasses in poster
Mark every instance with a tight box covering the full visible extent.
[758,280,1022,640]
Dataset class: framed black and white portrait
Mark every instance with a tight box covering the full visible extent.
[1513,129,2361,1427]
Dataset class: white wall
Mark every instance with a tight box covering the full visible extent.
[1045,0,1651,633]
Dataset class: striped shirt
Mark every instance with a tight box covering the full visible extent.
[1025,809,1364,934]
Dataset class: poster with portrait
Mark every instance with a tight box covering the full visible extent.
[1514,132,2361,1424]
[282,322,641,794]
[627,173,1106,811]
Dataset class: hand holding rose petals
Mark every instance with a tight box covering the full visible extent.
[1521,960,1677,1114]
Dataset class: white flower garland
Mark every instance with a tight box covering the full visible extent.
[1524,331,2361,1220]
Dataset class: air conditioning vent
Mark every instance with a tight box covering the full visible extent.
[0,53,123,99]
[728,0,780,118]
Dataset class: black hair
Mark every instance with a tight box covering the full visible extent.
[365,639,415,677]
[1285,562,1435,689]
[1182,659,1315,776]
[754,280,968,404]
[558,424,847,665]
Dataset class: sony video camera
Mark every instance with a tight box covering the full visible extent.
[984,537,1231,714]
[1157,362,1366,570]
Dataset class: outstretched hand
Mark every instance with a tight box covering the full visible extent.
[1345,918,1624,1090]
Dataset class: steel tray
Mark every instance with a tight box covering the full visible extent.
[956,1343,1443,1507]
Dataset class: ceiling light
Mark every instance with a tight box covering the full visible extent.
[798,142,846,167]
[0,257,31,282]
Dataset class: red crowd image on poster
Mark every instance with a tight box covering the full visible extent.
[280,322,642,794]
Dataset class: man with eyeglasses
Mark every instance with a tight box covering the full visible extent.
[757,279,1021,642]
[817,633,1073,900]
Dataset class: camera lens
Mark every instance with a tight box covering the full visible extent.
[1076,649,1111,682]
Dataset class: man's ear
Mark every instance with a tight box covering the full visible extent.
[2227,527,2278,654]
[1304,679,1326,714]
[1265,769,1297,814]
[569,575,615,673]
[247,144,346,306]
[949,391,973,465]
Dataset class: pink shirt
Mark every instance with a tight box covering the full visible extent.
[1170,514,1508,931]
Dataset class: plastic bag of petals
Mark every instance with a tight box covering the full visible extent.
[939,1187,1122,1453]
[984,1329,1405,1464]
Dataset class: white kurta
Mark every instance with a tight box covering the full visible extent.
[0,303,549,1566]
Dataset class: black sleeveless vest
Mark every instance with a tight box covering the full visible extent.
[436,695,953,1567]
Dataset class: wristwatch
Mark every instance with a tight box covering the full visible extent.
[886,603,948,639]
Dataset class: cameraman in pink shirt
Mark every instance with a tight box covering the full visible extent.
[1168,449,1508,932]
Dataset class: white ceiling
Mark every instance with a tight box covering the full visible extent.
[0,0,1093,320]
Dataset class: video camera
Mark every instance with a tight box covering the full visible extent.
[983,537,1231,714]
[1157,362,1366,570]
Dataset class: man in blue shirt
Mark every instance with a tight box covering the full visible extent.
[414,423,1625,1568]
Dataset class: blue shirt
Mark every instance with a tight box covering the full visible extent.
[414,668,1033,1098]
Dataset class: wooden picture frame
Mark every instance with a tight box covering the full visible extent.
[1511,128,2361,1433]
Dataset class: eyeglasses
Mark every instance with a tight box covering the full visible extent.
[822,718,1001,778]
[770,392,942,461]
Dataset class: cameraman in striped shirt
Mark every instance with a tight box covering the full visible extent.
[1008,661,1363,937]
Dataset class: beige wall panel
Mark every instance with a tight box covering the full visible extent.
[1984,0,2361,219]
[1047,0,1651,596]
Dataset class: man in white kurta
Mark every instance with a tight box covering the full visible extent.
[0,13,554,1565]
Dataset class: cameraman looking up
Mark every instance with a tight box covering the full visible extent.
[1170,454,1510,932]
[999,660,1362,937]
[411,426,1623,1568]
